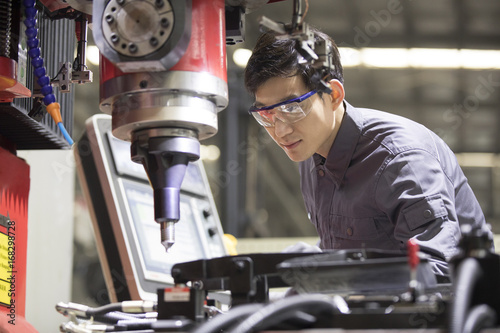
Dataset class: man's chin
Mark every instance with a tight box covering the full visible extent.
[284,151,310,162]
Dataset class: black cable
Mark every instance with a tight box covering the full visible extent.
[228,294,337,333]
[291,0,302,30]
[115,319,156,331]
[450,258,484,333]
[191,303,263,333]
[111,329,156,333]
[50,64,66,82]
[87,303,124,316]
[462,304,497,333]
[93,311,146,324]
[120,312,156,319]
[85,301,156,317]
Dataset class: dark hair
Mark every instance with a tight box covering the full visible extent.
[244,27,344,96]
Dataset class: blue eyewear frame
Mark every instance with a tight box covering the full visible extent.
[249,90,317,113]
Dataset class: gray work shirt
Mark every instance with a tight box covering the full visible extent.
[299,101,492,275]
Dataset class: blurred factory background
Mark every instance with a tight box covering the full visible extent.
[2,0,496,331]
[68,2,500,309]
[73,0,500,245]
[0,0,500,332]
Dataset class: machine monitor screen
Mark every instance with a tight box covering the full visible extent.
[120,179,207,284]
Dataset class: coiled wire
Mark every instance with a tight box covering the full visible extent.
[0,0,12,57]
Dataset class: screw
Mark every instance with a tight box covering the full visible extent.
[150,37,158,47]
[155,0,164,8]
[234,260,246,272]
[110,34,119,44]
[171,268,181,278]
[105,14,114,24]
[139,80,148,89]
[128,43,138,54]
[160,17,170,28]
[192,281,204,290]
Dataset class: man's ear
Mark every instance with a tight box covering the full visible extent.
[329,79,345,110]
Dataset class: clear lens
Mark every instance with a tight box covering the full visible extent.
[250,91,316,127]
[278,102,305,117]
[252,103,308,127]
[252,110,274,127]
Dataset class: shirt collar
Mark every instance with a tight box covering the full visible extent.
[312,101,363,185]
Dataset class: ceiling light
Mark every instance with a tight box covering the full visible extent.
[460,49,500,69]
[339,47,500,69]
[339,48,361,67]
[86,45,100,66]
[362,48,409,68]
[233,48,253,68]
[201,145,220,161]
[409,48,460,68]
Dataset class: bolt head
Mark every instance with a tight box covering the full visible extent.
[150,37,158,47]
[161,17,170,28]
[105,14,114,24]
[155,0,164,8]
[128,43,138,53]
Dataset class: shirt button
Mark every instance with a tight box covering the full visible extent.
[423,210,432,219]
[318,169,325,177]
[347,227,353,236]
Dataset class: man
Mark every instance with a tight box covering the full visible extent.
[244,28,493,277]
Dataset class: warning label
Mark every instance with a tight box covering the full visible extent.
[0,232,11,305]
[164,287,190,302]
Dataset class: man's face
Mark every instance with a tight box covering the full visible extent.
[254,76,338,162]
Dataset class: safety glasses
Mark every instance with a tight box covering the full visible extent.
[248,90,317,127]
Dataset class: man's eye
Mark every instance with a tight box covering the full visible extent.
[282,104,300,113]
[258,110,274,119]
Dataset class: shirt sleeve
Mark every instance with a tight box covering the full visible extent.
[374,149,462,275]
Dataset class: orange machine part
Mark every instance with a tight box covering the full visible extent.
[0,57,31,103]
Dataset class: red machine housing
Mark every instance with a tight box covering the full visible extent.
[100,0,227,96]
[0,145,37,332]
[171,0,227,82]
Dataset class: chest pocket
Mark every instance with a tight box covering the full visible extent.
[329,215,381,241]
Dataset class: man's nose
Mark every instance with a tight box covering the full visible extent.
[274,118,293,138]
